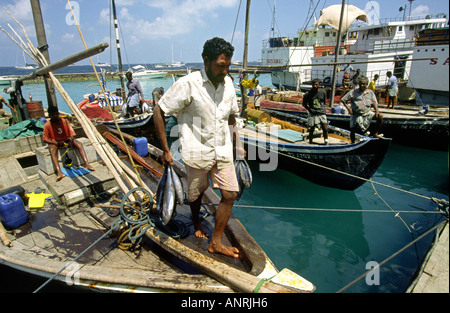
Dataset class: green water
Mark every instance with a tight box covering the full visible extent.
[4,73,449,293]
[234,144,448,292]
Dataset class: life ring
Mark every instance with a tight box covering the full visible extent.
[323,77,331,84]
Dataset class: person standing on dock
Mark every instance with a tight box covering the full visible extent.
[302,79,329,145]
[253,80,263,110]
[153,37,245,258]
[42,106,95,181]
[386,71,398,109]
[125,70,144,117]
[341,76,383,143]
[369,74,379,92]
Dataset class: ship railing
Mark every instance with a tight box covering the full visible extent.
[349,39,415,54]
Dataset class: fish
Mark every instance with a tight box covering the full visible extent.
[239,161,251,190]
[170,165,185,205]
[162,166,176,225]
[156,166,167,214]
[242,158,252,186]
[235,159,253,201]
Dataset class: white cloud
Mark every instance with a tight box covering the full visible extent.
[116,0,238,42]
[411,5,430,17]
[0,0,32,21]
[61,33,75,42]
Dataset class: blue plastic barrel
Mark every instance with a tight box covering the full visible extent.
[133,137,149,157]
[0,193,29,229]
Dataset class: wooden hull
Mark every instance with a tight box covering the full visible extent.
[240,126,391,190]
[102,113,153,129]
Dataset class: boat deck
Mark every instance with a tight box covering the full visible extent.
[0,139,235,292]
[239,125,351,146]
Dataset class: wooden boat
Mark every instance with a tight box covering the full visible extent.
[101,113,153,129]
[77,98,153,130]
[0,122,315,293]
[238,108,391,191]
[260,98,449,151]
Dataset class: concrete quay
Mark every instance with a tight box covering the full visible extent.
[408,222,449,293]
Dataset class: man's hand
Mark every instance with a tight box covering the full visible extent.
[161,150,174,166]
[236,145,246,160]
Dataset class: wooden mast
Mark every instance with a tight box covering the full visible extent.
[30,0,58,113]
[111,0,126,99]
[329,0,346,107]
[239,0,251,118]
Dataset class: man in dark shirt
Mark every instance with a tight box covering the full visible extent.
[302,79,329,144]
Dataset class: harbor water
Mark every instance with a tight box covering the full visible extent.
[0,65,448,293]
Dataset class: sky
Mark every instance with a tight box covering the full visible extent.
[0,0,448,67]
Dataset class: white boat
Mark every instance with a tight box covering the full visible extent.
[406,27,449,106]
[15,51,37,70]
[261,1,448,92]
[96,62,111,68]
[131,65,167,79]
[168,44,186,68]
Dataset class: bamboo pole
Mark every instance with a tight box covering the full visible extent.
[0,221,12,247]
[1,12,151,200]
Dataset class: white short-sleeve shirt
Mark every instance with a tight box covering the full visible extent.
[158,68,239,170]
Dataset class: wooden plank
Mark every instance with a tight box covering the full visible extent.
[145,226,309,293]
[0,156,28,189]
[272,129,305,143]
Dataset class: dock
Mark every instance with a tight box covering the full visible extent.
[408,222,449,293]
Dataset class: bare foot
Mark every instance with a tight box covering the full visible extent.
[208,242,239,258]
[194,223,209,238]
[56,173,65,181]
[85,164,95,171]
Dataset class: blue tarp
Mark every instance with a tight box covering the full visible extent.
[0,119,45,141]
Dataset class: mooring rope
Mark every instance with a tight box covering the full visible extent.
[336,219,448,293]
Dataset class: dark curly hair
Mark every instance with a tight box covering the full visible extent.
[201,37,234,61]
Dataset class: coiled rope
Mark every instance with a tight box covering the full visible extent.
[116,187,189,250]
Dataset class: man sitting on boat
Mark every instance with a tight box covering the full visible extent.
[125,70,144,117]
[302,78,329,145]
[42,106,95,181]
[153,37,245,258]
[341,76,384,143]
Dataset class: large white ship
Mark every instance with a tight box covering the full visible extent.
[261,1,448,94]
[406,27,449,106]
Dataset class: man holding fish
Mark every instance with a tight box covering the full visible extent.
[153,37,245,258]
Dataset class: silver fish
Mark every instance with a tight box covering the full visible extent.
[242,158,252,186]
[156,167,167,214]
[239,160,251,190]
[235,160,245,201]
[170,165,184,205]
[162,166,176,225]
